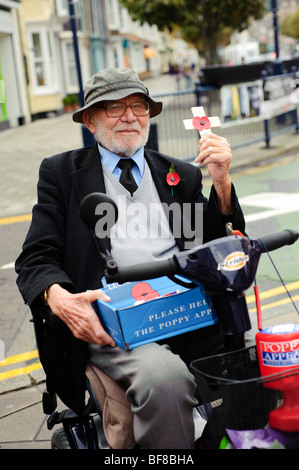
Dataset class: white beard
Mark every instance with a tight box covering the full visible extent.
[94,118,150,157]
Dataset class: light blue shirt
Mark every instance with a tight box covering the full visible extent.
[97,143,144,186]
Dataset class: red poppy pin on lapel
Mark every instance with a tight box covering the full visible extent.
[167,163,180,196]
[183,106,221,135]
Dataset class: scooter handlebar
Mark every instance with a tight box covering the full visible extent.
[258,229,299,252]
[106,229,299,284]
[109,257,178,284]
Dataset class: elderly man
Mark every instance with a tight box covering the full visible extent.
[15,68,245,449]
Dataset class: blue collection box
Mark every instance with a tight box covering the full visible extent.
[93,276,218,350]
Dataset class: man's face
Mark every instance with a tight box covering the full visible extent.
[84,93,150,157]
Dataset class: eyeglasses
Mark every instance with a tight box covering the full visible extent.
[95,101,150,118]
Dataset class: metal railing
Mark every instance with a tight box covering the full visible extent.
[149,79,299,162]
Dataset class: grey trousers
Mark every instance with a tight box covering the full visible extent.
[88,342,198,449]
[89,315,258,449]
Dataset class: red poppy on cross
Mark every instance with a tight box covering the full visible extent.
[183,106,221,136]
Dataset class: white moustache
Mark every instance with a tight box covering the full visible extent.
[114,124,141,132]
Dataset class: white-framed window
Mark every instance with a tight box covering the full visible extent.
[55,0,68,18]
[64,42,78,91]
[28,27,59,95]
[106,0,120,30]
[91,0,107,38]
[118,4,125,31]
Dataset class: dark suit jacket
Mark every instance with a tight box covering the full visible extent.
[15,144,245,413]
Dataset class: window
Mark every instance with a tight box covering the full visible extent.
[55,0,68,18]
[64,42,78,90]
[119,4,125,30]
[106,0,120,30]
[32,33,45,86]
[28,28,58,94]
[91,0,107,39]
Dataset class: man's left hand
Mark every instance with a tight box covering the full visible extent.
[195,133,231,183]
[195,133,233,214]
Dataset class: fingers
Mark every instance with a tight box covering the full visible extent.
[47,285,116,347]
[67,305,116,347]
[197,150,231,168]
[78,290,116,346]
[73,309,116,347]
[85,288,111,303]
[194,133,232,169]
[68,290,115,346]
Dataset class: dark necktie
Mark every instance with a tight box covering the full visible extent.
[117,158,138,195]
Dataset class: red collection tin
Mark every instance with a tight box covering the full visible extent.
[256,324,299,432]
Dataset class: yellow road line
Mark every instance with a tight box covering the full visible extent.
[0,349,39,367]
[249,294,299,313]
[246,281,299,304]
[0,350,41,381]
[0,363,42,381]
[0,214,32,225]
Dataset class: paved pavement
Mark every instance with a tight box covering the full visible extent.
[0,72,299,449]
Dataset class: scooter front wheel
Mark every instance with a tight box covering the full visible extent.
[51,427,71,449]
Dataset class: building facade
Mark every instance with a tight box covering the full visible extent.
[1,0,160,127]
[0,0,30,130]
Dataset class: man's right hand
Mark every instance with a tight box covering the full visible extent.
[46,283,116,347]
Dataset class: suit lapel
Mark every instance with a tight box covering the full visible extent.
[144,149,184,206]
[71,145,110,252]
[71,144,106,202]
[144,149,186,250]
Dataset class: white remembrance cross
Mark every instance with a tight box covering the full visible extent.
[183,106,221,135]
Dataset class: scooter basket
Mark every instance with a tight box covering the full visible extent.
[191,346,282,447]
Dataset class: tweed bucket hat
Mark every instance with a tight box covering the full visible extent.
[72,68,163,123]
